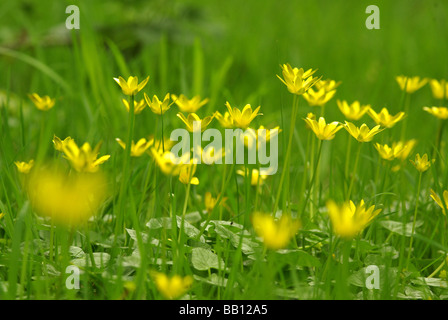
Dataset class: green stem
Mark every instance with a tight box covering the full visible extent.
[116,94,135,234]
[273,95,299,213]
[344,134,352,189]
[300,139,323,220]
[406,171,422,270]
[347,142,362,201]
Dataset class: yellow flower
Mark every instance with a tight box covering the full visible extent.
[150,148,186,176]
[430,189,448,216]
[303,116,342,140]
[302,87,336,107]
[0,212,4,220]
[236,168,268,186]
[367,108,405,128]
[214,111,234,128]
[144,93,171,115]
[343,121,383,142]
[150,271,193,300]
[396,76,428,94]
[337,100,370,121]
[429,79,448,100]
[113,75,149,96]
[225,102,262,129]
[53,135,74,152]
[61,140,110,173]
[116,138,152,157]
[179,163,199,185]
[193,145,225,164]
[314,79,341,92]
[204,192,227,213]
[28,93,55,111]
[122,98,147,115]
[171,94,209,113]
[277,63,320,95]
[176,112,214,132]
[27,165,108,226]
[326,200,381,239]
[423,106,448,120]
[251,212,301,250]
[391,140,418,171]
[15,160,34,174]
[374,142,406,161]
[242,126,281,150]
[148,135,175,152]
[410,153,434,173]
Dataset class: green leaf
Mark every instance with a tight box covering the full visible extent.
[193,274,230,288]
[146,216,205,242]
[71,252,110,269]
[125,228,149,242]
[191,247,224,271]
[378,220,423,237]
[275,249,321,268]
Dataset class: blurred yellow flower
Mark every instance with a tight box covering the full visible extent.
[242,126,281,150]
[144,93,171,115]
[326,200,381,239]
[204,192,227,213]
[148,135,175,151]
[314,79,341,92]
[430,189,448,216]
[251,212,301,250]
[396,139,417,161]
[113,75,149,96]
[61,140,110,173]
[116,138,152,157]
[15,160,34,174]
[28,93,55,111]
[396,76,427,94]
[150,148,186,176]
[0,212,4,220]
[179,163,199,185]
[177,112,215,132]
[343,121,383,142]
[151,271,193,300]
[303,116,342,140]
[367,108,405,128]
[410,153,434,173]
[171,94,209,113]
[122,98,147,115]
[225,102,262,129]
[429,79,448,100]
[237,168,268,186]
[302,87,336,107]
[53,135,74,152]
[337,100,370,121]
[214,111,234,128]
[423,106,448,120]
[391,140,418,172]
[374,142,406,161]
[193,145,225,165]
[277,63,320,95]
[27,165,108,226]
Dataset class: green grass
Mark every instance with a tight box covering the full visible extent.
[1,0,448,300]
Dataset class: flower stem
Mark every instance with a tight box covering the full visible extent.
[273,95,299,213]
[116,94,135,234]
[346,142,362,201]
[300,139,323,220]
[406,171,422,270]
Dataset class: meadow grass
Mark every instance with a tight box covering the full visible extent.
[0,0,448,300]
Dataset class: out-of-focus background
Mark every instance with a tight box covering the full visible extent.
[1,0,447,155]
